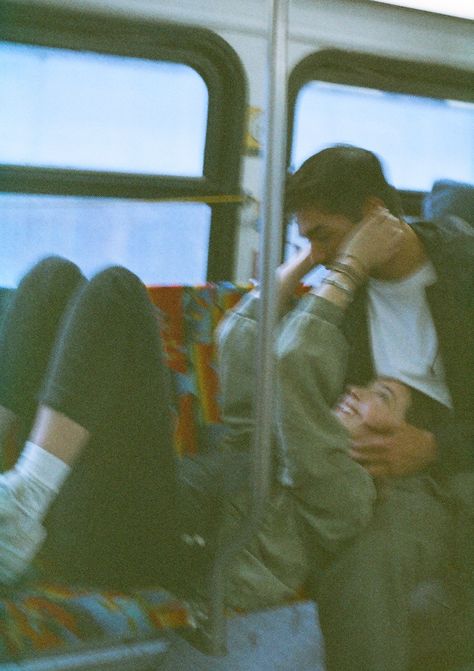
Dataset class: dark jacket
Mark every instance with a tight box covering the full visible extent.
[342,218,474,474]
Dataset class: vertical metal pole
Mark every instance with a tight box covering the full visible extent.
[254,0,290,524]
[206,0,289,655]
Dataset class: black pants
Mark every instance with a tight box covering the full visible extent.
[0,257,182,590]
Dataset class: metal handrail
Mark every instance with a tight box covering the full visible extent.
[205,0,289,655]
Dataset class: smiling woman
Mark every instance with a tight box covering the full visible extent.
[334,378,413,435]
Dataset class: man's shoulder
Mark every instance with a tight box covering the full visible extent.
[411,216,473,244]
[411,217,474,272]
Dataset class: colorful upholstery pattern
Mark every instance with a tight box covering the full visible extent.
[0,283,247,662]
[148,284,249,456]
[0,581,189,663]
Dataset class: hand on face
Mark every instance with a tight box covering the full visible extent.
[295,203,406,274]
[337,205,405,274]
[333,378,438,478]
[290,245,319,276]
[349,422,437,479]
[295,209,355,268]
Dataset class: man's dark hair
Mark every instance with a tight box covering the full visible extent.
[285,144,403,223]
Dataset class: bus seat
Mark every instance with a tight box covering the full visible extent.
[423,179,474,225]
[0,283,249,667]
[0,281,471,669]
[0,581,188,666]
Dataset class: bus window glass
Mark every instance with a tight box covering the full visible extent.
[0,194,211,287]
[292,81,474,191]
[0,42,208,176]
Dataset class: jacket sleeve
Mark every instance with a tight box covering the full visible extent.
[216,291,260,445]
[275,293,376,552]
[422,217,474,474]
[433,226,474,475]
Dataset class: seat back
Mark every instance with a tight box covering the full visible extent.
[147,284,250,457]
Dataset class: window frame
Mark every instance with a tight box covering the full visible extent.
[0,1,247,280]
[288,49,474,216]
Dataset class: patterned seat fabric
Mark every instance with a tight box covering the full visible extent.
[0,283,248,662]
[0,582,188,662]
[147,284,249,456]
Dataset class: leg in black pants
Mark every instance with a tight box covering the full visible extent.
[0,256,85,446]
[0,257,182,590]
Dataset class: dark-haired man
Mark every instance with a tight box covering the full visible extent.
[283,145,474,671]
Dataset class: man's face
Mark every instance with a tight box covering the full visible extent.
[295,207,355,266]
[334,379,411,437]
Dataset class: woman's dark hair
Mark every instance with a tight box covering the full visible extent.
[285,144,403,223]
[406,386,452,431]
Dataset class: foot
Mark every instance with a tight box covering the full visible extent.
[0,477,46,585]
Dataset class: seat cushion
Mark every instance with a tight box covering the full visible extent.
[0,580,190,662]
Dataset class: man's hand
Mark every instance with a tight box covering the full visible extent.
[338,206,405,275]
[349,422,438,478]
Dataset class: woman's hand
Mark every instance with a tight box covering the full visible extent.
[337,206,405,274]
[276,246,316,315]
[277,246,315,286]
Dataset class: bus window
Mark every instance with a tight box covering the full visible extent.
[285,49,474,260]
[0,42,208,177]
[291,80,474,192]
[0,3,246,284]
[0,195,210,287]
[286,50,474,269]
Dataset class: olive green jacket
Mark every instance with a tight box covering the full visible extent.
[217,292,376,610]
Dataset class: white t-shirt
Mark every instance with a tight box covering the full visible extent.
[367,261,452,409]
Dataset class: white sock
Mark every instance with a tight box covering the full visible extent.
[4,441,71,519]
[15,441,71,493]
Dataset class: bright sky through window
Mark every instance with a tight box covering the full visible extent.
[292,81,474,191]
[0,41,213,284]
[0,196,211,287]
[0,42,208,176]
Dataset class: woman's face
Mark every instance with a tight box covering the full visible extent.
[334,378,411,436]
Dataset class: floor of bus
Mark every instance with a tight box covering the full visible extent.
[161,601,324,671]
